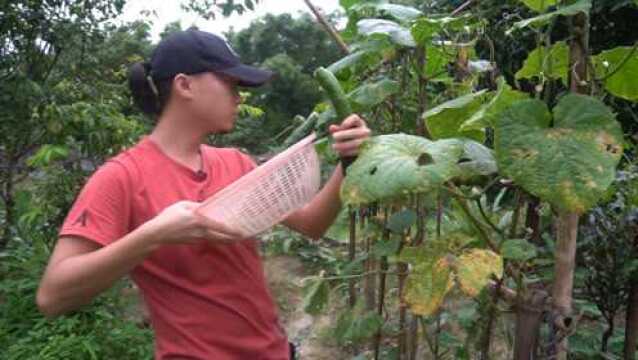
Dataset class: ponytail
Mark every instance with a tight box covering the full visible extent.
[128,62,172,116]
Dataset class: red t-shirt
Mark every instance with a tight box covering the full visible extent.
[59,137,290,359]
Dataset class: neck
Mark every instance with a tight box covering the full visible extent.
[150,109,207,162]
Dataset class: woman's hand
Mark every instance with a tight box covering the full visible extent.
[328,114,371,157]
[143,201,244,246]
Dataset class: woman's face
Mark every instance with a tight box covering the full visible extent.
[186,72,241,134]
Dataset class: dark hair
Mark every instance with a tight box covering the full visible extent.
[128,62,173,116]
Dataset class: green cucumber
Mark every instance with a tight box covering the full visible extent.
[282,112,319,148]
[314,67,352,121]
[314,67,356,171]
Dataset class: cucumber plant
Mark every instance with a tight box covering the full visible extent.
[292,1,637,358]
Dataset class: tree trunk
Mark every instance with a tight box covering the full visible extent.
[549,212,580,360]
[624,278,638,359]
[547,10,589,359]
[513,289,548,360]
[601,316,614,354]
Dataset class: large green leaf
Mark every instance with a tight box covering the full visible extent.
[327,50,369,74]
[411,16,469,45]
[423,90,488,141]
[515,41,569,84]
[508,0,591,34]
[404,256,454,316]
[593,46,638,102]
[357,19,416,47]
[340,135,463,204]
[367,3,422,21]
[422,44,454,80]
[340,135,497,205]
[461,78,529,131]
[348,78,400,108]
[456,140,499,181]
[456,249,503,297]
[520,0,558,12]
[495,94,623,214]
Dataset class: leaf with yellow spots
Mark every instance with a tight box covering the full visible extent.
[456,249,503,298]
[404,256,454,316]
[494,94,623,214]
[340,134,496,205]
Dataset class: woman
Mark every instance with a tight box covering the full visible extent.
[36,29,370,359]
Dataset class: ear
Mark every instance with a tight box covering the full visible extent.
[172,73,195,100]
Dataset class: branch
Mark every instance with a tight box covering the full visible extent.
[303,0,350,55]
[451,0,474,16]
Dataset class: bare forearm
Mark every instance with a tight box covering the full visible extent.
[37,224,159,317]
[288,163,344,239]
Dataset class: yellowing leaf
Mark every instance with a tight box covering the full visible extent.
[405,256,454,316]
[340,135,496,205]
[456,249,503,297]
[495,94,623,213]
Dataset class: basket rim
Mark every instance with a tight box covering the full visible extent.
[196,132,318,211]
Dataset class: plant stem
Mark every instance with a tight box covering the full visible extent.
[303,0,350,55]
[364,208,376,312]
[348,206,357,308]
[476,198,506,238]
[373,207,390,359]
[509,189,523,239]
[449,189,498,252]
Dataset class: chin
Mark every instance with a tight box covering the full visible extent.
[215,123,235,134]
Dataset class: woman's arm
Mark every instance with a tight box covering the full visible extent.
[282,115,370,239]
[37,201,243,318]
[282,163,344,239]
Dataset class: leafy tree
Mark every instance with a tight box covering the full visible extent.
[0,0,137,248]
[215,13,343,153]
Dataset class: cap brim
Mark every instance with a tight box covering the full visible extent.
[218,64,274,87]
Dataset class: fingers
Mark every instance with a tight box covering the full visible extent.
[330,114,365,133]
[195,213,245,239]
[341,114,365,129]
[333,138,367,157]
[202,229,240,244]
[331,126,371,142]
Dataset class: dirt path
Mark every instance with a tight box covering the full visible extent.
[264,255,343,359]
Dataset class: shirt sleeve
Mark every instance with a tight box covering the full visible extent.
[59,160,132,247]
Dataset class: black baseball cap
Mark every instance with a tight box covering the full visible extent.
[149,29,274,87]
